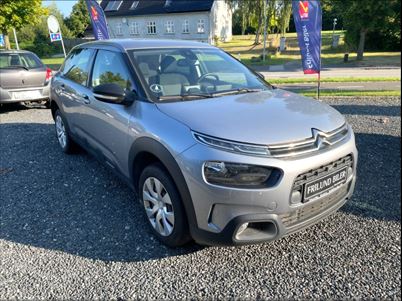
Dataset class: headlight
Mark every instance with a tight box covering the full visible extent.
[204,161,279,188]
[193,132,270,157]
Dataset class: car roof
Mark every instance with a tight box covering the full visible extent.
[76,39,214,52]
[0,49,35,54]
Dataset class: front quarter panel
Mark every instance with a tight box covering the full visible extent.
[126,101,196,178]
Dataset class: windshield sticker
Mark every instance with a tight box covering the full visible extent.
[150,84,163,94]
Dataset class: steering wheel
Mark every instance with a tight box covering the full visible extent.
[198,73,219,83]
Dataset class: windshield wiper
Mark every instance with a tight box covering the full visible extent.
[158,93,214,101]
[157,89,264,101]
[210,88,264,97]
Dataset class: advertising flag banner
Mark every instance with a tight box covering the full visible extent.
[85,0,110,40]
[0,34,4,47]
[292,0,322,74]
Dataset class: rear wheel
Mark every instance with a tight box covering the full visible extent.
[54,109,76,154]
[139,163,191,247]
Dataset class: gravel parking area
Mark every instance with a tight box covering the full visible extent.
[0,97,400,299]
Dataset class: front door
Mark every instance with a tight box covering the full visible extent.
[80,49,138,173]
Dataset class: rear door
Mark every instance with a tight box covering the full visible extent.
[0,52,46,89]
[53,48,95,135]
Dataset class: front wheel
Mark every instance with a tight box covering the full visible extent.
[139,163,191,247]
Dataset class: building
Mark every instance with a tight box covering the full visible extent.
[98,0,232,44]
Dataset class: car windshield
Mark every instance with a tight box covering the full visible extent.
[128,48,271,101]
[0,52,43,69]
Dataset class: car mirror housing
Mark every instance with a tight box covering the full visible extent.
[93,83,136,105]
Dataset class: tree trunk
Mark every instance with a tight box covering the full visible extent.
[254,12,263,45]
[241,11,246,35]
[357,29,367,61]
[2,32,11,50]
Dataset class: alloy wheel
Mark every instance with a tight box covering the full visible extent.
[55,115,67,149]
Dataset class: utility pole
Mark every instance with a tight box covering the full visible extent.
[12,28,19,50]
[332,18,337,42]
[262,0,268,62]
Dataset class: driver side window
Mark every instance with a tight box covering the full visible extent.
[91,50,133,92]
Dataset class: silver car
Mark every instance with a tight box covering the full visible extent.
[50,40,358,247]
[0,50,52,105]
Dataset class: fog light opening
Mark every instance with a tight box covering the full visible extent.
[236,222,249,238]
[235,221,278,241]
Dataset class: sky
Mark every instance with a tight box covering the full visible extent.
[42,0,78,17]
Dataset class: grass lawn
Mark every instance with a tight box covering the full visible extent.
[42,57,64,65]
[218,32,401,68]
[269,77,400,84]
[297,90,401,97]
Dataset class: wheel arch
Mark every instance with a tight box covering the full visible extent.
[50,100,59,120]
[129,137,198,232]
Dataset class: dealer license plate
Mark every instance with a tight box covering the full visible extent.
[304,167,348,200]
[13,90,42,100]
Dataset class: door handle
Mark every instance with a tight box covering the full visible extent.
[82,94,90,104]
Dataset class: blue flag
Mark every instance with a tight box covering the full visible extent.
[292,1,322,74]
[85,0,110,40]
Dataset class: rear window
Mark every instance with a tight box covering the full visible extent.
[0,53,43,69]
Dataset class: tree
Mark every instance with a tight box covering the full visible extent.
[17,3,72,57]
[277,0,292,37]
[0,0,48,49]
[333,0,400,60]
[65,0,90,38]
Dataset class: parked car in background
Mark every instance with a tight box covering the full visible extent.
[50,39,358,247]
[0,50,52,106]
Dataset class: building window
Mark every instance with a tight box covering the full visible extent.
[105,0,122,11]
[130,1,139,10]
[165,20,175,34]
[116,23,123,36]
[147,21,157,35]
[182,20,189,34]
[129,22,139,35]
[197,19,205,33]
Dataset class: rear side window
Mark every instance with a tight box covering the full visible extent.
[91,50,133,91]
[0,53,43,69]
[61,48,94,86]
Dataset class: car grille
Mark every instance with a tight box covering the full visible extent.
[293,154,353,198]
[280,154,354,229]
[281,184,349,229]
[268,124,349,158]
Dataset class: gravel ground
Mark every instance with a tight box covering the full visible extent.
[0,97,400,299]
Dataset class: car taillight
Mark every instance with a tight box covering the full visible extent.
[45,67,52,82]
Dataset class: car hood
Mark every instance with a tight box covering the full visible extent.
[156,89,346,145]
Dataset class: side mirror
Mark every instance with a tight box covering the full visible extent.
[93,83,136,105]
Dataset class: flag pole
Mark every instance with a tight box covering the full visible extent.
[318,9,322,101]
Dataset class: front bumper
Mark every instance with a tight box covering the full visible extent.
[0,85,50,104]
[176,129,358,246]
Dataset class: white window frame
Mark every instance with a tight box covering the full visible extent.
[182,20,189,34]
[130,1,139,10]
[147,21,157,35]
[116,23,123,36]
[129,21,139,35]
[105,0,122,11]
[197,19,205,34]
[165,20,175,34]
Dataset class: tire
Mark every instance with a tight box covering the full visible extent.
[54,109,77,154]
[139,163,191,247]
